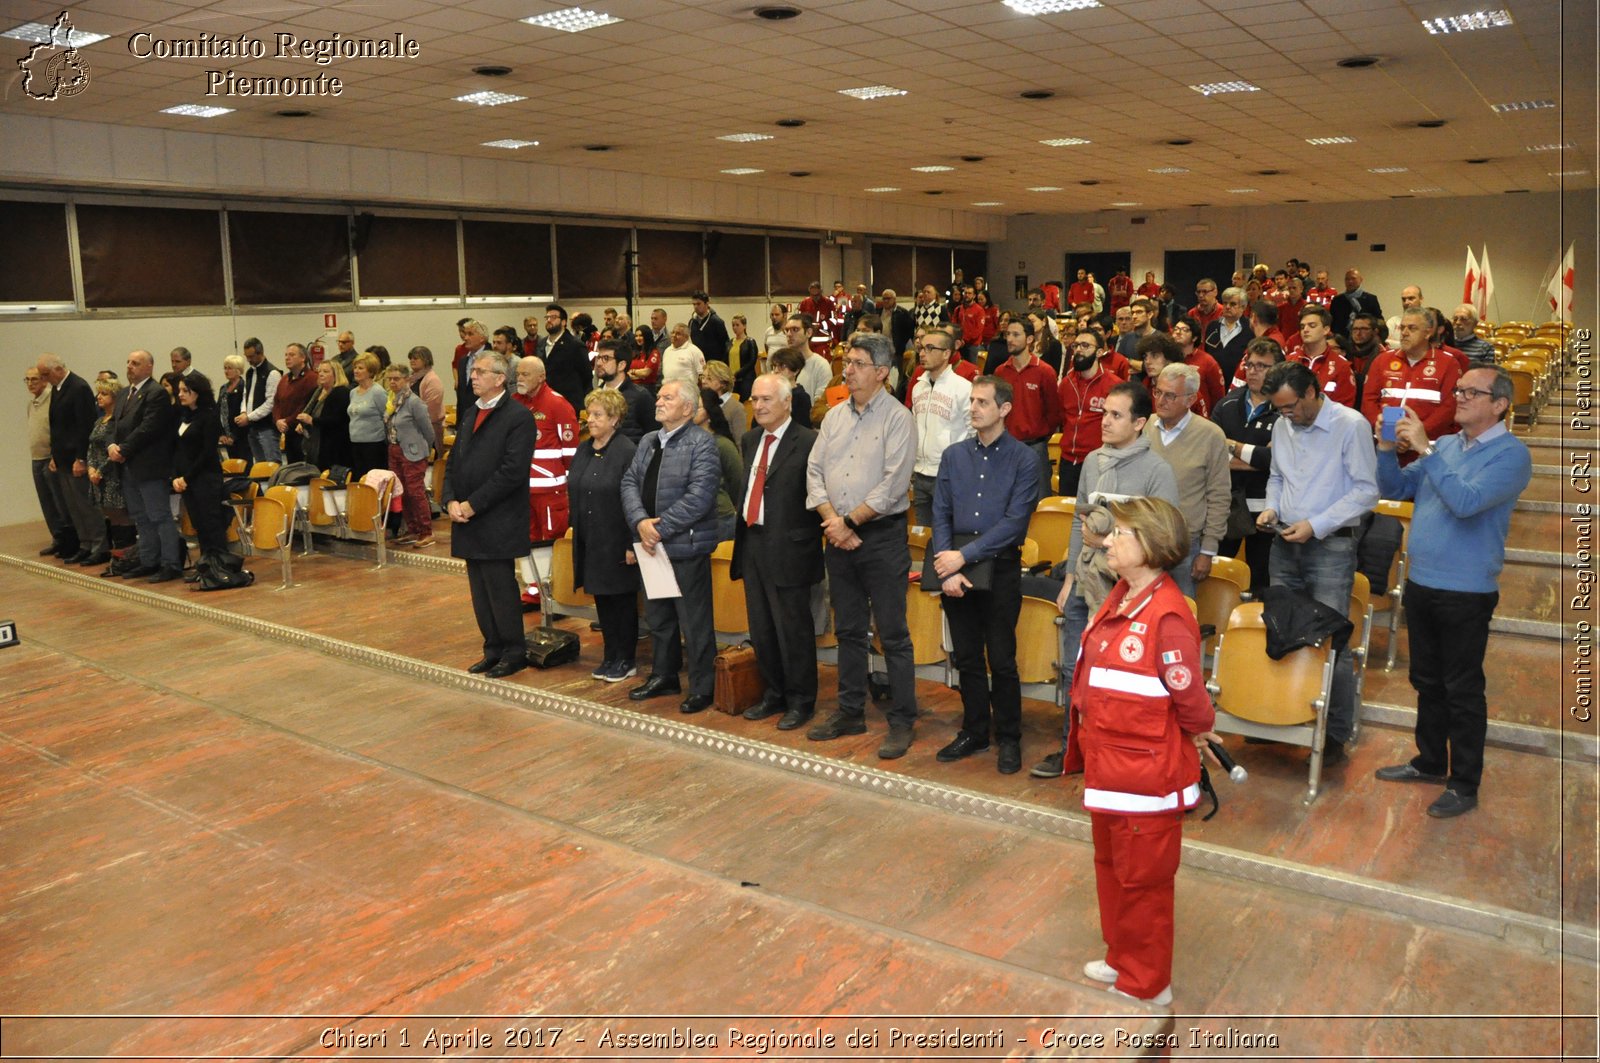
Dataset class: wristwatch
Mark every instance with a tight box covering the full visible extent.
[843,515,860,532]
[1421,443,1437,459]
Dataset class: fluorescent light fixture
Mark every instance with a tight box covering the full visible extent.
[864,186,900,192]
[1111,201,1140,207]
[1004,0,1102,13]
[1549,170,1590,177]
[1027,186,1063,192]
[1368,166,1409,173]
[1,20,108,46]
[521,7,621,33]
[1527,143,1573,152]
[1409,186,1445,192]
[720,168,763,175]
[1190,80,1259,96]
[455,90,526,106]
[911,165,955,172]
[839,85,907,100]
[1491,99,1555,112]
[1149,166,1189,174]
[1421,9,1512,34]
[161,104,233,118]
[1305,136,1355,145]
[1040,137,1091,147]
[1227,188,1258,193]
[972,201,1003,206]
[718,132,774,142]
[483,138,538,149]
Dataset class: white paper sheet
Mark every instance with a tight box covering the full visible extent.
[633,542,681,599]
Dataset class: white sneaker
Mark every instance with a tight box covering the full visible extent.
[1083,959,1118,984]
[1109,984,1173,1007]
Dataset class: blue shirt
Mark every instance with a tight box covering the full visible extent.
[931,429,1039,563]
[1265,396,1379,538]
[1376,424,1531,594]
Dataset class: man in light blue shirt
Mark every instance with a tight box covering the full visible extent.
[1372,366,1531,818]
[1257,362,1379,763]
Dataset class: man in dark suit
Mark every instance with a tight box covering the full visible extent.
[1331,267,1384,339]
[620,380,722,713]
[731,372,824,731]
[878,288,916,359]
[108,350,181,582]
[535,303,592,415]
[594,339,657,442]
[444,349,537,679]
[453,320,489,421]
[37,354,107,565]
[689,290,732,366]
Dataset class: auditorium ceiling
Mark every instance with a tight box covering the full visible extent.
[2,0,1593,215]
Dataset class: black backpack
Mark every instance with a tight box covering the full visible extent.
[195,550,256,592]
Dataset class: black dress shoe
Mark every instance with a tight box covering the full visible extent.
[467,656,497,675]
[1427,789,1478,818]
[65,548,92,565]
[629,676,682,701]
[1375,762,1448,784]
[1320,740,1347,767]
[122,565,159,580]
[486,658,527,679]
[997,741,1022,775]
[78,551,111,567]
[776,707,814,731]
[742,699,785,721]
[936,732,991,763]
[183,571,202,584]
[680,694,714,714]
[145,567,182,584]
[39,544,62,557]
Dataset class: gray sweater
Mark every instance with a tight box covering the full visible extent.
[1067,437,1180,609]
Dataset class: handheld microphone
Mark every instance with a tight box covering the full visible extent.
[1208,740,1247,784]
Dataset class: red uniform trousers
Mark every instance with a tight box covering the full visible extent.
[1092,808,1184,1000]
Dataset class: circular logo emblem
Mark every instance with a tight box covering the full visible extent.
[1165,665,1192,691]
[1118,635,1143,662]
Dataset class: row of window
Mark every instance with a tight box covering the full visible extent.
[0,199,985,311]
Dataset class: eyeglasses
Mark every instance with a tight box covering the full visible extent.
[1196,288,1216,295]
[844,357,876,370]
[1453,386,1493,400]
[918,344,952,354]
[1071,341,1098,350]
[1153,388,1187,402]
[1106,526,1134,540]
[1244,362,1276,372]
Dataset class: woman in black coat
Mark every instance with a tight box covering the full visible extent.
[171,373,231,564]
[295,359,351,473]
[567,387,641,683]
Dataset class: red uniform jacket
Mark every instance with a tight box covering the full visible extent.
[1066,573,1213,814]
[993,355,1062,442]
[1068,280,1096,309]
[1307,285,1336,308]
[1057,368,1118,464]
[1362,349,1461,443]
[513,385,577,542]
[1291,348,1358,409]
[1187,302,1224,332]
[1108,274,1135,311]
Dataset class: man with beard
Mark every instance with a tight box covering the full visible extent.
[536,304,591,414]
[1057,328,1120,498]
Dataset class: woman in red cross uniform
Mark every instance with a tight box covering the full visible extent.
[1065,496,1220,1006]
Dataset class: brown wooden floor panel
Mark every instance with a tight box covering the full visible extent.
[0,553,1593,1061]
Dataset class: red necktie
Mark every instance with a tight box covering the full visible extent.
[745,433,775,525]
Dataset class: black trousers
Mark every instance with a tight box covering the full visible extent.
[594,591,639,665]
[1218,529,1274,596]
[743,526,819,714]
[185,473,232,556]
[942,549,1023,744]
[1057,458,1083,500]
[467,557,525,664]
[1405,580,1497,795]
[827,521,916,726]
[643,553,716,697]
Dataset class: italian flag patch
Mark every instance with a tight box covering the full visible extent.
[1161,650,1183,665]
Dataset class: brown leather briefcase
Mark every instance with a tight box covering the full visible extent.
[713,643,763,715]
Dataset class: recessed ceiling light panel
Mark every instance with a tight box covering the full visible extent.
[1111,201,1140,207]
[1409,187,1445,192]
[720,168,763,175]
[1368,166,1409,173]
[1421,9,1512,34]
[1490,99,1555,112]
[483,139,538,149]
[972,201,1003,206]
[1527,142,1573,152]
[864,186,899,192]
[839,85,907,100]
[161,104,233,118]
[1040,137,1090,147]
[717,132,774,142]
[1190,80,1259,96]
[1148,166,1189,174]
[1004,0,1101,13]
[1227,188,1258,193]
[1549,170,1590,177]
[455,90,525,106]
[911,165,955,172]
[1306,136,1355,145]
[2,20,108,46]
[521,7,621,33]
[1027,186,1063,192]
